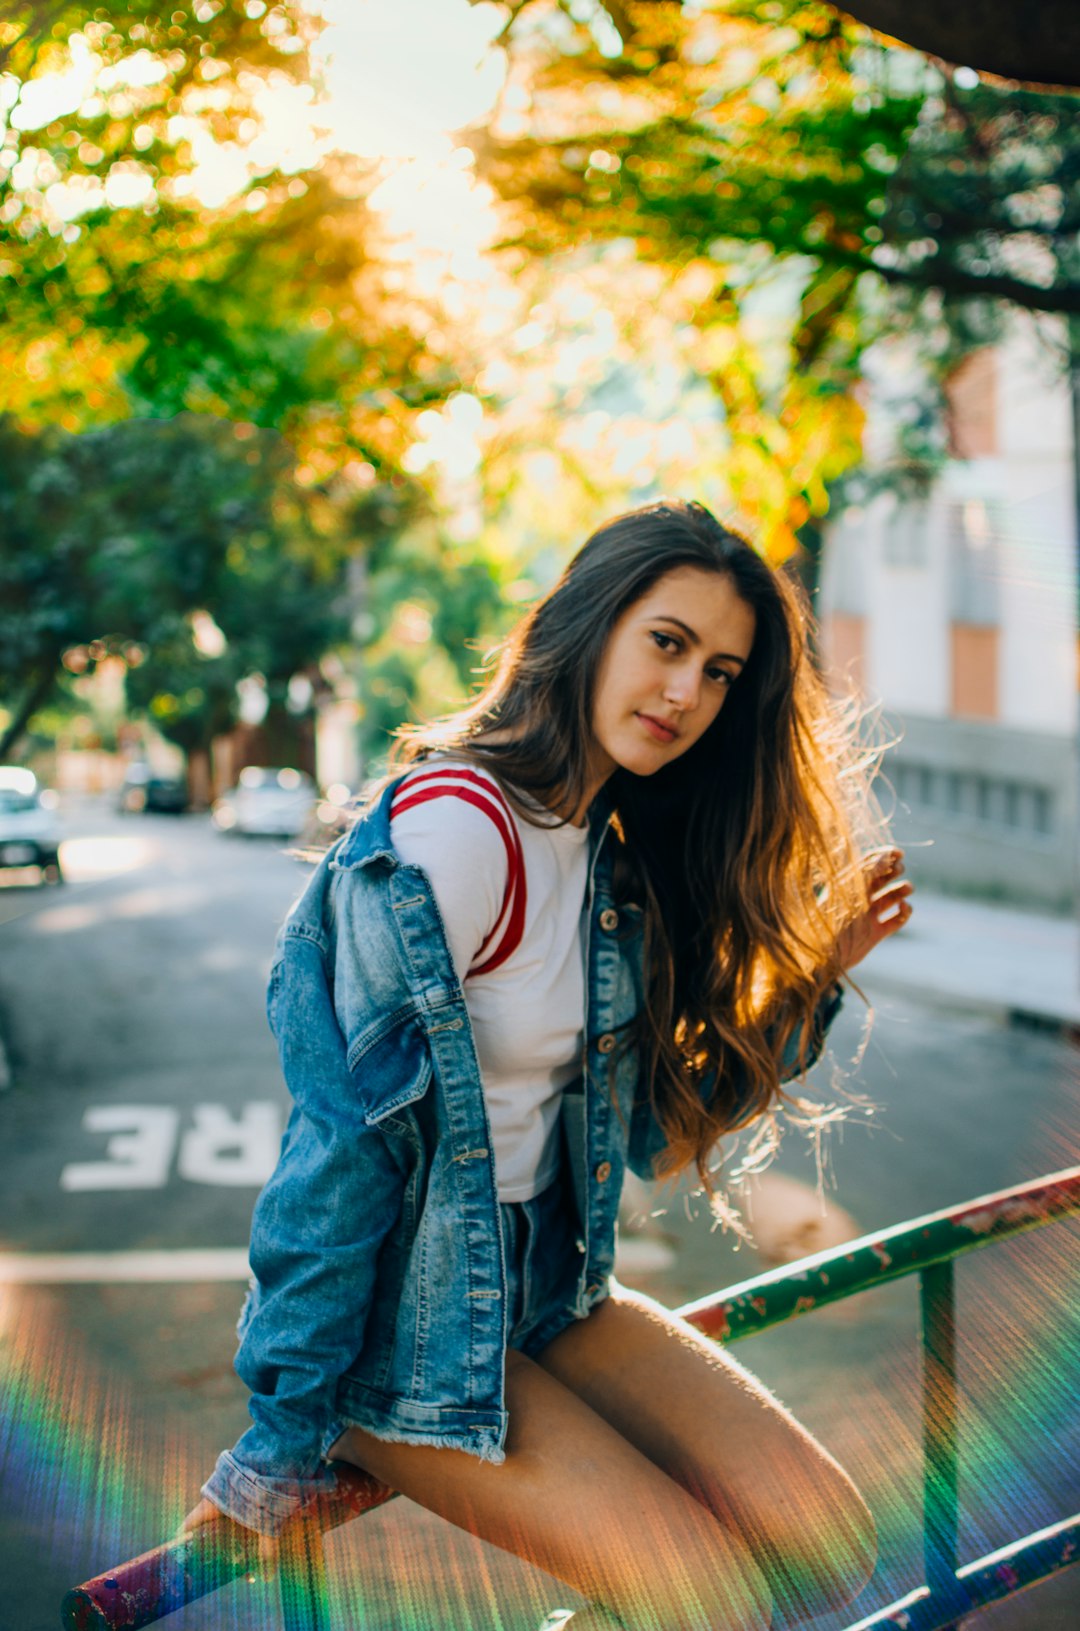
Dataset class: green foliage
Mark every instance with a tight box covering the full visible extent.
[481,0,1079,316]
[0,2,452,470]
[0,2,479,773]
[0,412,356,757]
[470,0,1080,554]
[357,524,510,762]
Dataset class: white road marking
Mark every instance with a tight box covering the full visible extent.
[0,1241,676,1284]
[60,1103,283,1190]
[61,1106,179,1190]
[177,1103,282,1186]
[0,1248,251,1283]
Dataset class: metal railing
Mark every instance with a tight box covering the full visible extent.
[61,1166,1080,1631]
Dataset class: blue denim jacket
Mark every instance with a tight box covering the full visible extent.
[202,773,843,1535]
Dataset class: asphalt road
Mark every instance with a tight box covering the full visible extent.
[0,800,1076,1631]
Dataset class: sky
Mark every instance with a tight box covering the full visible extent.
[5,0,509,248]
[313,0,506,162]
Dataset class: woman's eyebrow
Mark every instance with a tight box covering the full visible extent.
[652,615,747,667]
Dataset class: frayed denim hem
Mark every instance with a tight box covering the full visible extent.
[322,1413,507,1467]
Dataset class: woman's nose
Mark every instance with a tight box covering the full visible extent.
[663,667,700,710]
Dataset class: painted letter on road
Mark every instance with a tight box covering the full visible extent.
[61,1107,180,1191]
[177,1103,281,1186]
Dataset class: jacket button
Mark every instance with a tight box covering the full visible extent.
[596,1033,616,1054]
[594,1161,612,1183]
[599,908,619,931]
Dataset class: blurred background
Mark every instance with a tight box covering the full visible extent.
[0,1,1077,1627]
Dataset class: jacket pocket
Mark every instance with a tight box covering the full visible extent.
[347,1009,434,1126]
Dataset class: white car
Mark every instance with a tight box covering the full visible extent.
[211,766,317,838]
[0,767,64,883]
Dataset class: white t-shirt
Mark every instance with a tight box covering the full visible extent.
[389,758,590,1201]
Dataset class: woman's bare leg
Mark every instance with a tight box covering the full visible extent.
[329,1347,772,1631]
[535,1286,877,1625]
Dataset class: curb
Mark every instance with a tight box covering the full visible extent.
[860,972,1080,1035]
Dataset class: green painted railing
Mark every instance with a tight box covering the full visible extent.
[681,1164,1080,1631]
[62,1165,1080,1631]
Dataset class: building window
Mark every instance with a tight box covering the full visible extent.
[947,498,1001,626]
[944,349,997,459]
[950,624,998,719]
[946,497,1002,720]
[823,612,866,694]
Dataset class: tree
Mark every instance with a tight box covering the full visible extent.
[0,4,488,770]
[0,2,452,471]
[354,518,510,757]
[490,0,1079,312]
[0,412,355,760]
[468,0,1080,559]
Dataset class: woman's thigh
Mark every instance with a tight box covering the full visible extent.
[328,1349,770,1631]
[533,1286,877,1619]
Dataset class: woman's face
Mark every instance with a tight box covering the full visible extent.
[589,565,757,783]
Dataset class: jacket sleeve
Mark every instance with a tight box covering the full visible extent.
[201,908,411,1537]
[627,979,846,1181]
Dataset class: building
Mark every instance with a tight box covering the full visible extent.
[818,319,1078,911]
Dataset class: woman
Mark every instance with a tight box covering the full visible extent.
[185,499,912,1630]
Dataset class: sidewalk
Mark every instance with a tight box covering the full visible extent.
[856,888,1080,1028]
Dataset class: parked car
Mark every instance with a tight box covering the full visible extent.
[210,767,317,838]
[293,782,358,854]
[117,762,188,814]
[0,767,64,883]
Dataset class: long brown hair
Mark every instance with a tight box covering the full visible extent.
[372,499,886,1191]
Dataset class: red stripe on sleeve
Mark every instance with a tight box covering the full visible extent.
[390,768,527,973]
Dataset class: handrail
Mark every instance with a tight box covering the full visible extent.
[678,1165,1080,1341]
[60,1166,1080,1631]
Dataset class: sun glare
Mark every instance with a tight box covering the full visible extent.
[312,0,507,258]
[313,0,506,164]
[16,0,508,255]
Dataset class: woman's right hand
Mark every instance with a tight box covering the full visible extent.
[179,1495,280,1577]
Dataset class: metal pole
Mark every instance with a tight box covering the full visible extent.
[278,1516,332,1631]
[919,1260,964,1621]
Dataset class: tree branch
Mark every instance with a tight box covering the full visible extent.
[0,660,61,762]
[812,240,1080,315]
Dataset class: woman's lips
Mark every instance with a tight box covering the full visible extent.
[636,713,678,743]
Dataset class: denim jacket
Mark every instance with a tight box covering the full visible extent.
[203,773,843,1535]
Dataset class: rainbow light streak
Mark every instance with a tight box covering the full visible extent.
[13,1138,1080,1628]
[0,1285,279,1627]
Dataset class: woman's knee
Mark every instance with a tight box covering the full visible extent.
[818,1481,878,1606]
[766,1474,877,1617]
[601,1532,774,1631]
[686,1448,876,1618]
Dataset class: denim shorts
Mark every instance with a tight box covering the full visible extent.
[498,1155,588,1359]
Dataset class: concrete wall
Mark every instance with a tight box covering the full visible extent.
[880,714,1077,913]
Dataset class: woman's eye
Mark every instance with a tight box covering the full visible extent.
[707,668,732,686]
[650,631,678,652]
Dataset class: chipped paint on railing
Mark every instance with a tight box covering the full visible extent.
[679,1167,1080,1344]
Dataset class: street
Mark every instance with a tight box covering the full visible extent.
[0,801,1076,1631]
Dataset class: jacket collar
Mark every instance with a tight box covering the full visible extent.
[331,773,408,872]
